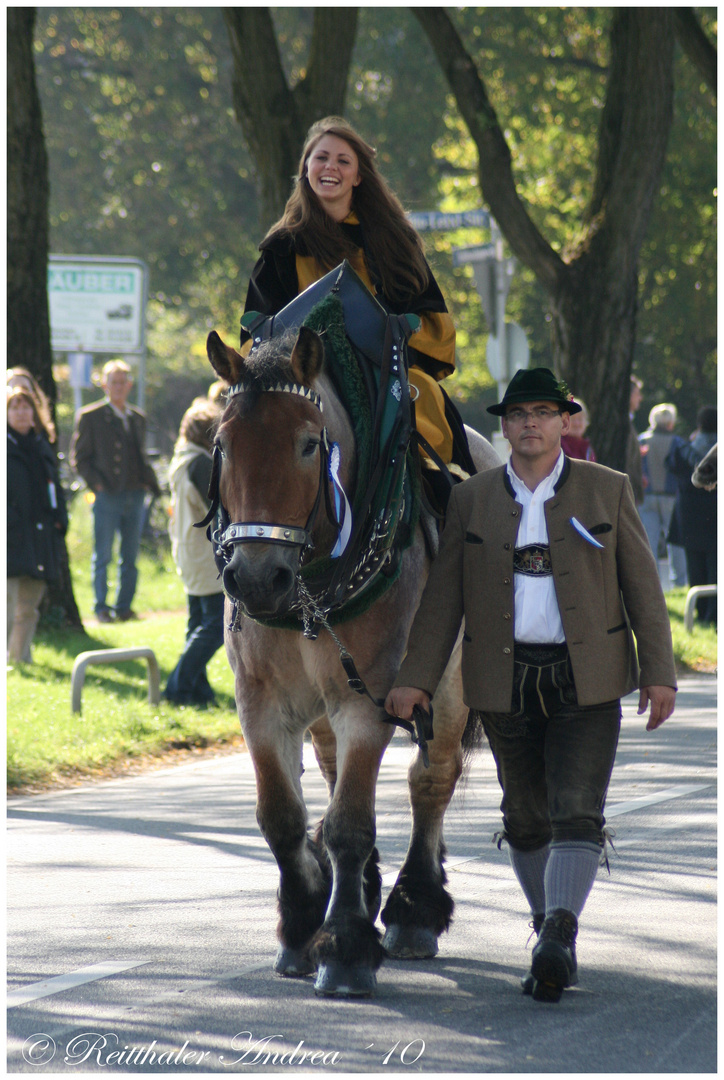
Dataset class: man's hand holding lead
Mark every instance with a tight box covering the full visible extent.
[385,686,431,722]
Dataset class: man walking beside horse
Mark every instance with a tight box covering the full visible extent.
[387,366,677,1003]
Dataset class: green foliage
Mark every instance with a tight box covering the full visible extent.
[427,8,717,431]
[35,7,257,451]
[35,7,259,320]
[634,10,717,430]
[422,8,611,408]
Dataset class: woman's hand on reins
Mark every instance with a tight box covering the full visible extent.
[385,685,431,721]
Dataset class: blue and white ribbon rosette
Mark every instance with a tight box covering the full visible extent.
[328,442,353,558]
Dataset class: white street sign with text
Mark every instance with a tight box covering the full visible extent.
[48,256,147,354]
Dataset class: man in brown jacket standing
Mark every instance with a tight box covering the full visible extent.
[70,361,161,622]
[387,367,676,1003]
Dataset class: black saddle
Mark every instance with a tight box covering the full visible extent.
[241,260,418,366]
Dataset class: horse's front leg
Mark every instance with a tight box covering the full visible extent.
[309,706,392,997]
[382,641,469,959]
[245,715,331,978]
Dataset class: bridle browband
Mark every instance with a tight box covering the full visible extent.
[228,380,324,412]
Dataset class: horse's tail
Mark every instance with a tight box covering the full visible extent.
[461,707,485,764]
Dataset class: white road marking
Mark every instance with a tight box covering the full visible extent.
[7,962,275,1048]
[7,960,152,1009]
[605,783,712,817]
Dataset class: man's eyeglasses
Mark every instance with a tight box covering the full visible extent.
[505,407,562,423]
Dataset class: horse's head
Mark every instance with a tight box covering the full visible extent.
[206,327,355,619]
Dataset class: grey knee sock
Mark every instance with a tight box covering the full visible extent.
[544,841,601,918]
[508,844,550,916]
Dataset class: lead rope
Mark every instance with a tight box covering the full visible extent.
[296,577,434,767]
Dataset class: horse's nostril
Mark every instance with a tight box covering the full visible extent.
[268,566,294,596]
[223,565,241,598]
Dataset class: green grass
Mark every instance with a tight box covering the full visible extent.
[7,611,241,792]
[6,497,717,792]
[8,495,241,792]
[663,587,717,674]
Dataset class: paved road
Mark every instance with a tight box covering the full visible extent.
[7,675,717,1074]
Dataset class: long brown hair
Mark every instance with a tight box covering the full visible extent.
[265,116,430,305]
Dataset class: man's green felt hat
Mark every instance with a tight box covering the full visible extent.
[487,367,582,416]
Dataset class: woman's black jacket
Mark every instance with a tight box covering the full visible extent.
[7,429,68,581]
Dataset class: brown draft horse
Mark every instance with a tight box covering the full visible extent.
[205,324,499,997]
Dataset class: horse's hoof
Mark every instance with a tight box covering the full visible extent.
[382,924,439,960]
[314,962,377,997]
[274,945,315,978]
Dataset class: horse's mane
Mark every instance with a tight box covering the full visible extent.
[225,331,301,415]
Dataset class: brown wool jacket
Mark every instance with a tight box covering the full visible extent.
[70,400,161,497]
[395,457,677,713]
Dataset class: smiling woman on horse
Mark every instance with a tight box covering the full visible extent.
[243,115,463,478]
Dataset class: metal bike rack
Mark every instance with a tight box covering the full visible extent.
[71,647,160,714]
[683,586,717,633]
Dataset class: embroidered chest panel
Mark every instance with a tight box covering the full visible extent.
[513,543,552,576]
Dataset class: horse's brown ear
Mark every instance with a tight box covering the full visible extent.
[207,331,245,384]
[290,327,324,385]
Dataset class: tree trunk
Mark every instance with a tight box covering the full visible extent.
[7,8,54,403]
[223,9,358,230]
[674,8,716,95]
[413,8,675,471]
[7,8,84,629]
[553,10,675,470]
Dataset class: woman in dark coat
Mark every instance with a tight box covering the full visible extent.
[7,387,68,663]
[666,406,717,624]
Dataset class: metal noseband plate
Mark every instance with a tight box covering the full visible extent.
[217,523,311,548]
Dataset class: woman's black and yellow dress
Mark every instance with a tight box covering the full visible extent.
[243,212,461,468]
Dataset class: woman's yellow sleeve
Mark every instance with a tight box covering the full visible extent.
[408,311,456,378]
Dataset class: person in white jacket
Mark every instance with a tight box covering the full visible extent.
[164,397,224,706]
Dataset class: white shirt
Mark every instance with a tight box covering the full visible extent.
[506,450,566,643]
[106,398,131,431]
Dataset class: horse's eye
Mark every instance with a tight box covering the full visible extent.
[214,441,226,460]
[302,438,319,457]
